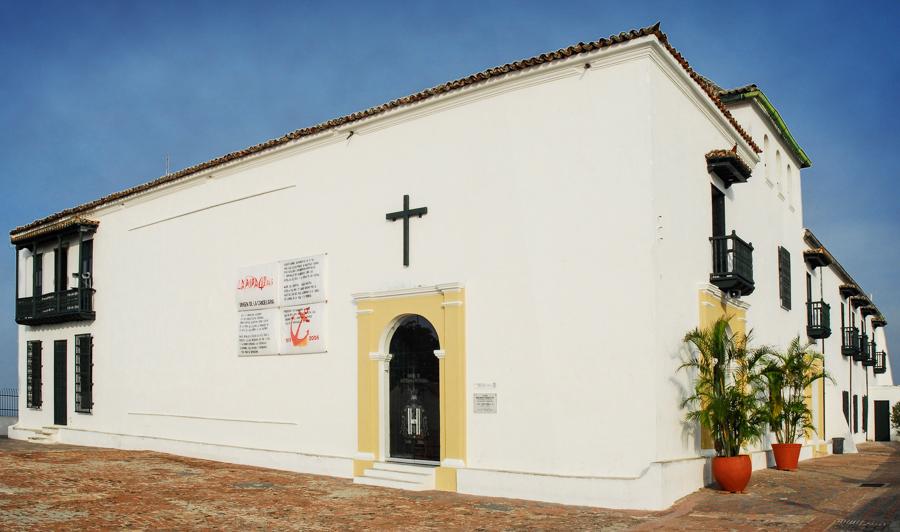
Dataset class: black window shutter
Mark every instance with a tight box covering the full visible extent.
[778,246,791,309]
[75,334,93,413]
[27,341,42,408]
[711,186,726,237]
[56,246,68,292]
[33,253,42,296]
[863,396,868,432]
[842,391,849,425]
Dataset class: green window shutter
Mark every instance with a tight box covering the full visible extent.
[778,246,791,309]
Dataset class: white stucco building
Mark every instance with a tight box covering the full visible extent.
[8,24,895,510]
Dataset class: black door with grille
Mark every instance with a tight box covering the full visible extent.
[874,401,890,442]
[53,340,67,426]
[389,316,440,463]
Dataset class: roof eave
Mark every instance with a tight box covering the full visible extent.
[720,88,811,169]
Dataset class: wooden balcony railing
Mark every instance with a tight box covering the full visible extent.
[806,300,831,339]
[15,288,95,326]
[855,333,869,363]
[874,352,887,374]
[841,326,859,357]
[710,231,755,296]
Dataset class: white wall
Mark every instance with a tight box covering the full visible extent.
[15,37,668,481]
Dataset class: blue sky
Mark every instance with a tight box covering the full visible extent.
[1,1,898,387]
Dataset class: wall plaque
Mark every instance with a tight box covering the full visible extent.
[279,254,326,306]
[235,263,278,310]
[238,309,279,356]
[473,392,497,414]
[279,302,327,355]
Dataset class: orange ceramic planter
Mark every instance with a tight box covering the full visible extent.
[712,455,752,493]
[771,443,802,471]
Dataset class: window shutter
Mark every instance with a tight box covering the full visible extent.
[27,341,42,408]
[33,253,42,296]
[75,334,93,413]
[842,391,849,425]
[778,246,791,309]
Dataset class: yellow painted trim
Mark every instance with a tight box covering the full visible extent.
[354,287,466,492]
[804,358,823,440]
[434,467,458,492]
[353,459,374,477]
[697,289,748,449]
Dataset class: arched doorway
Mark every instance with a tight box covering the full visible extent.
[388,315,440,463]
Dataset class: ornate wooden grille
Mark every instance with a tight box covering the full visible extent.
[26,340,42,408]
[75,334,93,413]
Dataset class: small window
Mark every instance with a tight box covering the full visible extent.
[775,150,783,193]
[778,246,791,309]
[75,334,93,413]
[853,394,859,433]
[26,340,42,408]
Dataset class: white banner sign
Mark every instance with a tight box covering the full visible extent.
[238,309,279,356]
[279,303,327,355]
[279,254,326,306]
[235,263,278,310]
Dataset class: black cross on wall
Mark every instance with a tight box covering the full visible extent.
[386,194,427,267]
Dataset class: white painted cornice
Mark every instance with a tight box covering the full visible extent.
[352,283,464,301]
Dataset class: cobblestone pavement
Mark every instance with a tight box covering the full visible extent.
[0,437,896,530]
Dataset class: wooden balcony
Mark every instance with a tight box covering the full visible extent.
[15,288,95,326]
[854,333,869,363]
[841,326,859,357]
[806,300,831,339]
[874,352,887,375]
[862,340,877,367]
[709,231,755,296]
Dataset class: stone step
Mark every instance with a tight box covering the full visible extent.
[362,468,432,484]
[372,462,437,475]
[353,475,431,491]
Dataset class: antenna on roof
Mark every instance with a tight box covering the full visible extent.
[165,154,171,176]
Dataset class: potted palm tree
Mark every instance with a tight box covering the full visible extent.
[681,316,768,493]
[762,337,830,471]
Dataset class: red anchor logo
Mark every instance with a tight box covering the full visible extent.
[290,307,312,346]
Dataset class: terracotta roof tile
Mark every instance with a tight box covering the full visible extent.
[705,149,752,180]
[10,23,760,239]
[11,217,99,245]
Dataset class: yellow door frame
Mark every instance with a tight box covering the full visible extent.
[353,283,465,491]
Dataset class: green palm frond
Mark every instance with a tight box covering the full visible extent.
[680,316,768,457]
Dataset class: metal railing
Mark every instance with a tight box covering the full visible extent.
[709,231,755,295]
[874,352,887,374]
[855,333,869,363]
[841,326,859,357]
[0,387,17,417]
[806,300,831,339]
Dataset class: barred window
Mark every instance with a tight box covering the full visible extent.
[778,246,791,309]
[26,341,42,408]
[75,334,93,413]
